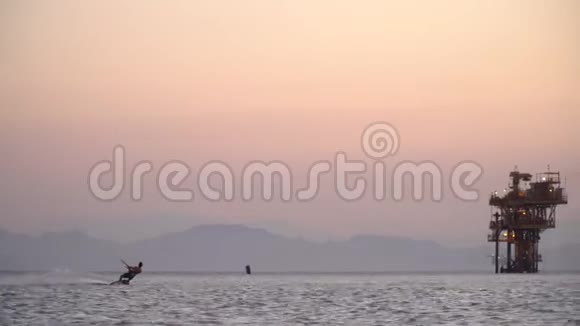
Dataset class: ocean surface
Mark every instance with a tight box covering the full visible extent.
[1,271,579,325]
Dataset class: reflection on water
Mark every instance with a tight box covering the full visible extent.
[1,272,580,325]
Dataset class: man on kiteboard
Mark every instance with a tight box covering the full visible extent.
[117,260,143,283]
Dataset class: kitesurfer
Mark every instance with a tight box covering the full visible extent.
[117,260,143,283]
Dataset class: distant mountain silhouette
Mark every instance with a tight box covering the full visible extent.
[0,229,117,271]
[0,225,578,272]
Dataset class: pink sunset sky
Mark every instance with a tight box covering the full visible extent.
[1,0,578,246]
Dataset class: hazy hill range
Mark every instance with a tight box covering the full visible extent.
[0,225,578,272]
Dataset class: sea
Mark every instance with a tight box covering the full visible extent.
[1,271,579,325]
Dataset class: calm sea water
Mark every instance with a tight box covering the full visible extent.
[1,272,579,325]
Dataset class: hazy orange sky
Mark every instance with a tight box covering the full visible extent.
[1,0,578,246]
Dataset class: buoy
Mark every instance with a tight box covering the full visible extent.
[245,264,252,275]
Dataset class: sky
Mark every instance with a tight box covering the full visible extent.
[0,0,579,246]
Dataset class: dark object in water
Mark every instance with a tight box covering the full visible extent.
[245,265,252,275]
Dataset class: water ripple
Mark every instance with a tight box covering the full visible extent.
[1,272,579,325]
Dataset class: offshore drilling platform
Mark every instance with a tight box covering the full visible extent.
[488,169,568,273]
